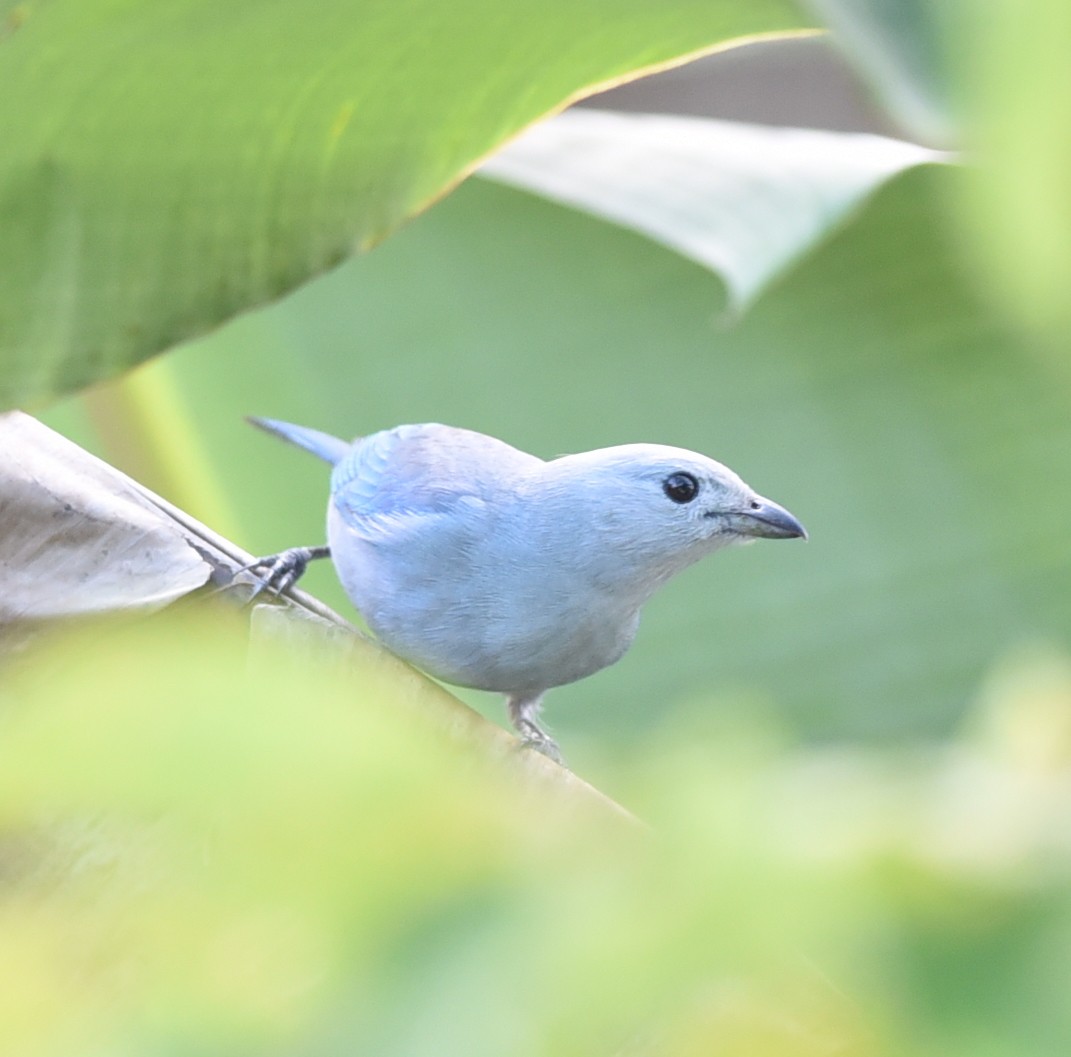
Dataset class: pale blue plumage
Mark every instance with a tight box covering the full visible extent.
[248,418,806,762]
[250,416,351,466]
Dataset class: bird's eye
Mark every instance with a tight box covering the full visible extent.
[663,472,699,504]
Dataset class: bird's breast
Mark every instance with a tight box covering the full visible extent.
[326,503,641,694]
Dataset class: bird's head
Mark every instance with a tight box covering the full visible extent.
[542,443,806,589]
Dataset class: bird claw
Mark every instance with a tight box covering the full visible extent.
[237,545,330,601]
[516,725,565,766]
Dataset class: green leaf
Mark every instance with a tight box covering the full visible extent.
[0,0,810,408]
[481,109,944,310]
[951,0,1071,348]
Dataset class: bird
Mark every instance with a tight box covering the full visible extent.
[245,418,806,763]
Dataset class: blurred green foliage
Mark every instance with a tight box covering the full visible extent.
[1,615,1069,1056]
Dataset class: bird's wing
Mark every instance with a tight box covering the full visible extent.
[330,423,541,536]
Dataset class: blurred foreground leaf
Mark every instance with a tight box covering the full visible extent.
[0,0,810,408]
[1,615,1069,1056]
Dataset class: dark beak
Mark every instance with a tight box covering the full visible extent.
[734,496,808,540]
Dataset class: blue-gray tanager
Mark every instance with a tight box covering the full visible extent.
[247,418,806,761]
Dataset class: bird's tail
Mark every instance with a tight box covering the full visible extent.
[247,416,352,466]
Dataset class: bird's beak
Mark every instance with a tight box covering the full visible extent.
[730,496,808,540]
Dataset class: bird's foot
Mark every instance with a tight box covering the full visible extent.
[507,693,564,765]
[237,545,331,601]
[515,720,564,766]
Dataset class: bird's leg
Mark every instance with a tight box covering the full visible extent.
[238,545,331,600]
[506,693,563,765]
